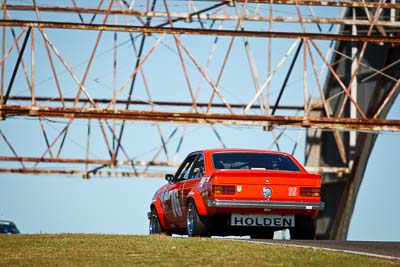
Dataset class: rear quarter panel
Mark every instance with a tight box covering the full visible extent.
[151,185,170,231]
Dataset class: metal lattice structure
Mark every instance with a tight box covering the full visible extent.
[0,0,399,239]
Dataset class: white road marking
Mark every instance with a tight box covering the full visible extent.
[244,240,400,260]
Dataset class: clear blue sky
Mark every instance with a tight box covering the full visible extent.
[0,1,399,241]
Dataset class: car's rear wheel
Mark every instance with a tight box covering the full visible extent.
[186,200,208,237]
[290,217,316,240]
[149,207,163,235]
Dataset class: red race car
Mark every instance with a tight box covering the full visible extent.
[148,149,324,239]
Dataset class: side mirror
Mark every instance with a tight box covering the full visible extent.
[165,174,175,183]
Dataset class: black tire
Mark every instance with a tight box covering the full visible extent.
[290,217,316,240]
[186,200,208,237]
[250,230,274,239]
[149,207,163,235]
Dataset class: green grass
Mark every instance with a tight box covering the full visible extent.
[0,234,398,267]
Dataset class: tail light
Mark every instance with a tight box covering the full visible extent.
[300,187,321,197]
[212,185,235,195]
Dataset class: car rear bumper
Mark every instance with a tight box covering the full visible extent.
[207,199,325,211]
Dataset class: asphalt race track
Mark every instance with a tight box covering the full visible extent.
[257,240,400,259]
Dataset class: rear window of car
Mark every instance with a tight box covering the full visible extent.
[212,152,301,172]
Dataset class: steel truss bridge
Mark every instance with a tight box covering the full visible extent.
[0,0,399,239]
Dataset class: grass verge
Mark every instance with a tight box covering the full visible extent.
[0,234,399,266]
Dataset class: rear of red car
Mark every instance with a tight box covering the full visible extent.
[199,150,324,239]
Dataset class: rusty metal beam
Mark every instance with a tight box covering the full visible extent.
[1,20,399,43]
[3,1,400,13]
[3,4,400,29]
[0,156,179,167]
[0,168,165,178]
[1,104,400,132]
[7,96,306,110]
[4,5,400,29]
[222,0,400,8]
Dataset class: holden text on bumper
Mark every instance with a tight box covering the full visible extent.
[207,199,325,210]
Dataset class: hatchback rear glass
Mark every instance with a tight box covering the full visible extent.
[212,152,301,172]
